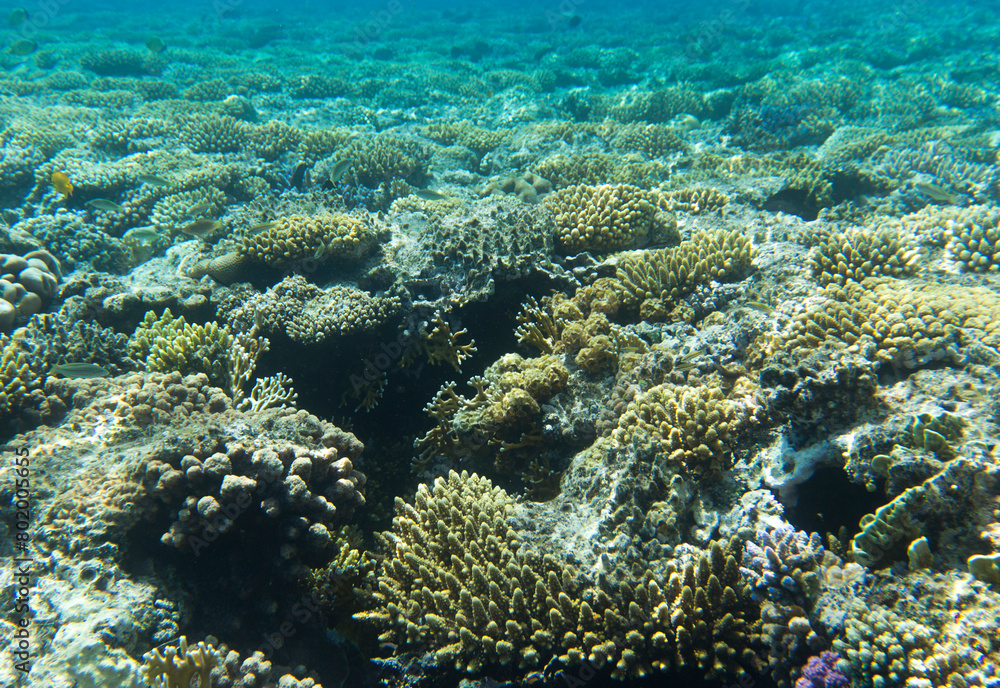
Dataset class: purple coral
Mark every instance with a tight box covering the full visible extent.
[795,651,848,688]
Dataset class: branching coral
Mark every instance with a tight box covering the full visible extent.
[142,636,219,688]
[356,471,764,681]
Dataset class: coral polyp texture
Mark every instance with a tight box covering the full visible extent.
[357,471,763,682]
[547,183,674,254]
[238,212,380,267]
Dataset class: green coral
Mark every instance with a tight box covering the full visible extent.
[129,309,234,387]
[356,471,762,681]
[809,227,920,286]
[546,183,674,255]
[238,212,379,267]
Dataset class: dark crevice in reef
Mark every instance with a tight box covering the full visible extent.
[782,466,884,542]
[762,188,819,221]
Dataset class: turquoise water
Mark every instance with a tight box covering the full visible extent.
[2,0,1000,687]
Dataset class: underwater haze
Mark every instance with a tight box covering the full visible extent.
[2,0,1000,687]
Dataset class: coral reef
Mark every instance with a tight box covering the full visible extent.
[0,249,61,330]
[808,227,920,286]
[248,275,408,344]
[238,212,379,267]
[546,183,674,254]
[357,471,764,682]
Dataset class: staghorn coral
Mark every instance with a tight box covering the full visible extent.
[658,187,730,214]
[614,229,754,318]
[248,120,303,161]
[808,227,920,286]
[342,134,430,188]
[401,312,477,372]
[180,114,249,153]
[829,577,1000,688]
[424,121,510,157]
[238,212,379,267]
[547,183,675,255]
[151,187,228,233]
[610,123,686,158]
[80,48,159,76]
[356,471,764,681]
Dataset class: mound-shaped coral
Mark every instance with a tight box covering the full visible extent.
[547,183,675,254]
[808,227,920,286]
[238,212,379,267]
[0,250,61,330]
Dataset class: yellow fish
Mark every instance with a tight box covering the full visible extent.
[51,171,73,197]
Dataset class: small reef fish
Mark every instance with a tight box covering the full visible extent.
[290,161,311,191]
[49,363,109,379]
[673,350,701,372]
[180,218,222,238]
[314,240,326,259]
[124,226,159,242]
[51,171,73,197]
[7,8,28,26]
[86,199,124,212]
[745,301,774,313]
[414,189,448,201]
[246,221,276,234]
[327,159,352,184]
[185,201,212,218]
[8,38,35,55]
[145,36,166,53]
[138,174,171,186]
[914,181,960,205]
